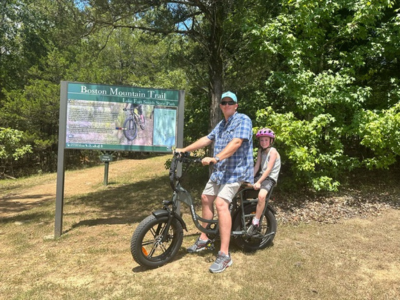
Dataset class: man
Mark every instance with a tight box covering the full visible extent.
[176,91,253,273]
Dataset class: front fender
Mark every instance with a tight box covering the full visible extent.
[152,209,188,231]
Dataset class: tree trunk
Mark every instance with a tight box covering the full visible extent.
[208,1,224,132]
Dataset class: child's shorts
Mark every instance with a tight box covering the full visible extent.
[259,177,276,192]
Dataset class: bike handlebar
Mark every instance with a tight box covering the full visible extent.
[169,152,202,192]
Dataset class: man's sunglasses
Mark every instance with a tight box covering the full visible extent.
[220,101,236,106]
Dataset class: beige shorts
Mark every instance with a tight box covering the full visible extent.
[202,180,242,203]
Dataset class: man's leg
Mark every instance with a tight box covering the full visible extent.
[187,180,218,253]
[198,194,216,240]
[214,197,231,255]
[208,196,233,273]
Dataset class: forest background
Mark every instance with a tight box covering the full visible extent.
[1,0,399,193]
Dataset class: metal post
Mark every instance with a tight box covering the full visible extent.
[175,90,185,216]
[104,162,109,185]
[55,82,68,238]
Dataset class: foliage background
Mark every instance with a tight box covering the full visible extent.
[0,0,399,192]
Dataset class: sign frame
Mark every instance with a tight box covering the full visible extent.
[54,81,185,237]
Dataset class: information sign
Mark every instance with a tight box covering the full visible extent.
[55,81,185,237]
[65,82,180,152]
[100,154,113,162]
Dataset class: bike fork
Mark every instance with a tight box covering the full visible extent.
[157,204,175,242]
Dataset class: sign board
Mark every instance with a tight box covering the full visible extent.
[55,81,185,237]
[99,154,113,162]
[65,82,180,152]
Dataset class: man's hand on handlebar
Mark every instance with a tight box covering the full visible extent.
[201,157,217,166]
[174,148,185,154]
[174,149,190,158]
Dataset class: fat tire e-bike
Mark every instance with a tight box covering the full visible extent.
[130,152,277,269]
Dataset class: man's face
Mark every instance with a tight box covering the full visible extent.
[220,97,237,117]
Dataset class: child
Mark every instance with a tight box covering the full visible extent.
[247,128,281,235]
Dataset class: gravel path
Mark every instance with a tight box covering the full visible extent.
[272,191,399,225]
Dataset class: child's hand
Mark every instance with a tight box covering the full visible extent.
[253,182,261,190]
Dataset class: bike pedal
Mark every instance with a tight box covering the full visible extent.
[206,242,215,251]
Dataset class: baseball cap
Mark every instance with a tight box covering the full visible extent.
[221,91,237,103]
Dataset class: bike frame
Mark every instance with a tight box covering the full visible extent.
[157,153,275,242]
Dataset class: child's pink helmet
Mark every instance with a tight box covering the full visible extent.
[256,128,276,139]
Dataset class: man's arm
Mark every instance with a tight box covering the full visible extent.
[215,138,243,160]
[176,136,213,153]
[202,138,243,165]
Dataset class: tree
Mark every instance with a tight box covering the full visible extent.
[251,0,400,191]
[0,127,32,177]
[1,0,192,174]
[72,0,279,132]
[0,0,87,173]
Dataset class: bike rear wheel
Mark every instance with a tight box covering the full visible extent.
[131,214,183,269]
[232,203,277,251]
[123,118,137,141]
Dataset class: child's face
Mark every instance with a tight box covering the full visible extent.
[259,136,271,148]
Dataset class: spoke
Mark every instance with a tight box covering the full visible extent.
[159,243,168,253]
[141,240,155,246]
[148,244,158,257]
[141,226,161,247]
[149,227,157,237]
[141,222,170,258]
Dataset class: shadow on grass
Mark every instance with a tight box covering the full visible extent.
[0,193,55,217]
[64,176,169,226]
[0,211,53,224]
[0,166,207,235]
[62,173,206,234]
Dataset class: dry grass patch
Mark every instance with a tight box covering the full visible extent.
[0,155,399,299]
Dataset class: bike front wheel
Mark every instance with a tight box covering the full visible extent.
[131,214,183,269]
[123,118,137,141]
[232,204,277,252]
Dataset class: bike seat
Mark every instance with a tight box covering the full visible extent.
[240,182,254,189]
[238,182,259,199]
[238,181,276,200]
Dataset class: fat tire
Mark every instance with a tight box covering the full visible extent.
[131,214,183,269]
[233,204,277,251]
[123,118,137,141]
